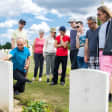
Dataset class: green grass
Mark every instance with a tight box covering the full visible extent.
[15,57,112,112]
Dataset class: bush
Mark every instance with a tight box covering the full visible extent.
[22,101,53,112]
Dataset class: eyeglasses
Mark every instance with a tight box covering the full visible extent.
[87,22,95,25]
[17,44,23,46]
[75,26,80,28]
[97,13,101,17]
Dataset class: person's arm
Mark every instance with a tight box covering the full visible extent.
[76,32,80,49]
[2,54,12,61]
[24,40,28,47]
[11,38,15,49]
[24,56,30,70]
[54,40,62,48]
[84,38,89,63]
[60,36,69,48]
[32,39,36,52]
[43,38,48,56]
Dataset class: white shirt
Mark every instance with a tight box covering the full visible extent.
[43,36,56,54]
[99,21,109,49]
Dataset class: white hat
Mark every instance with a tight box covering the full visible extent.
[68,18,76,23]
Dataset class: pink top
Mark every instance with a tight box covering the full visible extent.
[34,38,45,54]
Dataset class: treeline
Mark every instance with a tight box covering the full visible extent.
[0,42,11,49]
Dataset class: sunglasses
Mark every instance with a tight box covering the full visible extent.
[97,13,101,17]
[75,26,80,28]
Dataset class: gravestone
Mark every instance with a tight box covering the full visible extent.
[0,50,7,58]
[0,61,13,112]
[69,69,109,112]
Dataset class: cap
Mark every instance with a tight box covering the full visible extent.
[59,26,66,32]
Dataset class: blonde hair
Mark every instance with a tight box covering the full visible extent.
[97,5,112,20]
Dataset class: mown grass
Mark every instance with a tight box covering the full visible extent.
[15,56,112,112]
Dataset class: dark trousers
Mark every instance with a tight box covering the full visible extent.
[52,56,68,83]
[13,70,26,93]
[70,49,78,69]
[34,53,44,78]
[77,56,88,68]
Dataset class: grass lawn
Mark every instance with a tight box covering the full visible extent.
[15,57,112,112]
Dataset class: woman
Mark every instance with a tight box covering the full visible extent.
[43,28,56,83]
[97,5,112,102]
[32,29,45,82]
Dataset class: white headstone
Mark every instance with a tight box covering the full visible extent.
[69,69,109,112]
[0,50,7,58]
[0,61,13,112]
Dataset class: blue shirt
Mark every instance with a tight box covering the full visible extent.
[86,28,99,56]
[70,29,77,50]
[78,34,86,57]
[10,47,30,73]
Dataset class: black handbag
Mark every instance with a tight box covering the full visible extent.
[103,19,112,55]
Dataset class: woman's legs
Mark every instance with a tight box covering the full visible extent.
[39,54,44,78]
[33,53,39,79]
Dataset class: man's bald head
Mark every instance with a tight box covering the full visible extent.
[16,37,25,50]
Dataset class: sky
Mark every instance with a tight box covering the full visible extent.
[0,0,112,45]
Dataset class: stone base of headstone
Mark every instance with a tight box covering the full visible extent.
[0,61,13,112]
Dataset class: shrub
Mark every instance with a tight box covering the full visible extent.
[22,101,53,112]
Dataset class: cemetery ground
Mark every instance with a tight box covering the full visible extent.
[14,57,112,112]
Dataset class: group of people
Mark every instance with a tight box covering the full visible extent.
[1,5,112,102]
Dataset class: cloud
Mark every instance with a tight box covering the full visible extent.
[0,29,14,39]
[0,0,47,21]
[36,15,52,21]
[0,20,17,28]
[34,0,112,18]
[30,22,50,33]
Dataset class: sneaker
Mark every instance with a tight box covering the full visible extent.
[39,78,42,82]
[32,77,35,81]
[26,79,32,84]
[46,78,50,83]
[50,81,57,86]
[60,82,65,86]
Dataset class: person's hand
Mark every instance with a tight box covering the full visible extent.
[24,64,29,70]
[84,56,88,63]
[77,32,81,38]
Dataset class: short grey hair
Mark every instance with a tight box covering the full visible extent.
[38,29,45,33]
[87,16,97,23]
[16,37,25,43]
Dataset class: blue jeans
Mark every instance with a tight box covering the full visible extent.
[77,56,88,68]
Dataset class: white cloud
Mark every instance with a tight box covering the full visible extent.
[30,22,50,33]
[51,9,63,17]
[36,15,52,21]
[0,0,47,21]
[0,20,17,28]
[0,29,14,39]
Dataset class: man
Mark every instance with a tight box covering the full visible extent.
[76,21,88,68]
[68,18,78,69]
[51,26,70,85]
[84,16,99,69]
[2,38,31,95]
[11,19,27,49]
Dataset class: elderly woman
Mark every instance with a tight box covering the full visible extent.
[32,29,45,82]
[97,5,112,102]
[43,28,56,83]
[2,38,31,95]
